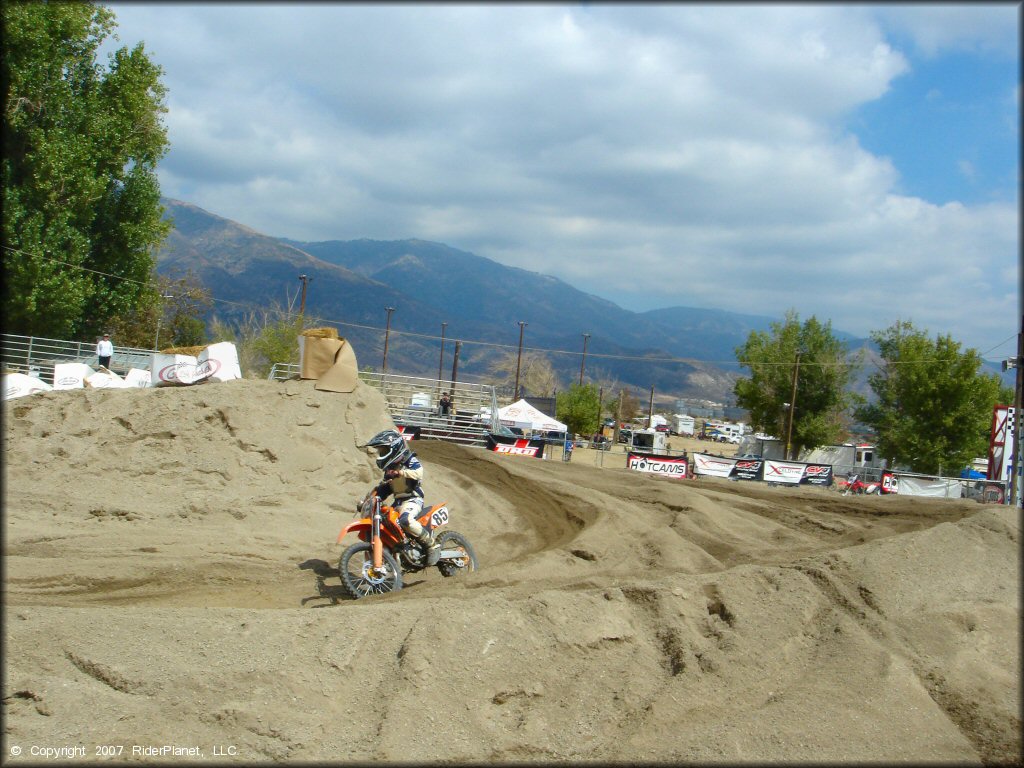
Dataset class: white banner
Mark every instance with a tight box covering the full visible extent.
[86,369,128,388]
[893,475,961,498]
[123,368,153,388]
[52,363,93,390]
[3,373,53,400]
[151,353,218,386]
[693,453,737,478]
[763,460,807,485]
[198,342,242,382]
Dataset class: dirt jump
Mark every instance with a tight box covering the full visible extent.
[3,378,1020,764]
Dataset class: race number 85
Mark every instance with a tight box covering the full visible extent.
[430,506,450,527]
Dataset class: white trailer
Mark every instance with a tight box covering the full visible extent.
[631,430,667,454]
[673,414,695,435]
[704,420,745,440]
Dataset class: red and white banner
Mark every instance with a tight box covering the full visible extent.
[485,433,545,458]
[988,405,1016,483]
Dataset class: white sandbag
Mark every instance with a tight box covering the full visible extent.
[52,362,94,390]
[123,368,153,388]
[151,353,214,386]
[3,372,54,400]
[198,341,242,382]
[86,368,127,389]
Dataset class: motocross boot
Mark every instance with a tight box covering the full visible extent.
[417,530,441,566]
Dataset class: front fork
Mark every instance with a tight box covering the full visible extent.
[371,508,384,568]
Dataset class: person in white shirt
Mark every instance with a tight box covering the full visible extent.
[96,333,113,370]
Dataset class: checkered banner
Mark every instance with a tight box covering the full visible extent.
[987,405,1017,482]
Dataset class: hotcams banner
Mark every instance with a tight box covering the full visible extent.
[485,433,546,458]
[626,452,689,479]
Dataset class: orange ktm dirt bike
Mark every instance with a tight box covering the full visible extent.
[336,493,478,599]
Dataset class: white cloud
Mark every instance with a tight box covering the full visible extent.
[104,3,1019,358]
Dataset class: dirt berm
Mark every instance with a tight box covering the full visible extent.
[3,378,1020,764]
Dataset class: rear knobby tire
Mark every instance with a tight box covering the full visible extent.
[339,542,403,599]
[436,530,478,577]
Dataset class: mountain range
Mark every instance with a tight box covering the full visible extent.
[156,198,865,403]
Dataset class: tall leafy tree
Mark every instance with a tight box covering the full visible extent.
[734,310,859,458]
[556,383,601,437]
[855,321,1013,475]
[2,2,170,339]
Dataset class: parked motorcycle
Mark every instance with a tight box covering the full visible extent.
[336,493,478,599]
[841,474,880,496]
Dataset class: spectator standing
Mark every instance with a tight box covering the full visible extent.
[96,333,113,370]
[438,391,452,422]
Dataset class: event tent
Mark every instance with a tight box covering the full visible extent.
[497,399,567,432]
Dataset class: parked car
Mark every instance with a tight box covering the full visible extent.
[654,424,670,433]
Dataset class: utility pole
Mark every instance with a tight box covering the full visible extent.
[614,389,623,444]
[298,274,311,315]
[381,307,395,373]
[437,322,447,383]
[514,321,527,400]
[579,333,590,385]
[1011,313,1023,507]
[153,293,174,351]
[785,351,801,461]
[450,340,462,389]
[648,384,655,428]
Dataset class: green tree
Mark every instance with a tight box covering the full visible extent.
[734,310,859,458]
[855,321,1013,475]
[556,384,601,436]
[2,2,170,339]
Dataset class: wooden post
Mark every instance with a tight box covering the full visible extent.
[785,352,801,461]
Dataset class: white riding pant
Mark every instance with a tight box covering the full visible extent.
[396,497,426,537]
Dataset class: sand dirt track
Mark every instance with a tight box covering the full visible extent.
[3,379,1020,764]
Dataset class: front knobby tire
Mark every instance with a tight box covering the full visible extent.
[436,530,479,577]
[339,542,403,599]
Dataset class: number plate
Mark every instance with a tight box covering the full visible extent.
[430,506,450,527]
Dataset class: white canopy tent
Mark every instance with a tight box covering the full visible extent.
[497,399,567,433]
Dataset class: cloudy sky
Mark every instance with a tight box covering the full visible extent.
[103,3,1020,360]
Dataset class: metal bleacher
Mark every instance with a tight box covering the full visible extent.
[269,363,501,448]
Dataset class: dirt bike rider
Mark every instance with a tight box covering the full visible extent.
[360,429,441,566]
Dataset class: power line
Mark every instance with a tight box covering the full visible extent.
[4,243,1011,370]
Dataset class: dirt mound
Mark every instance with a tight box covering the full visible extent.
[3,379,1020,763]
